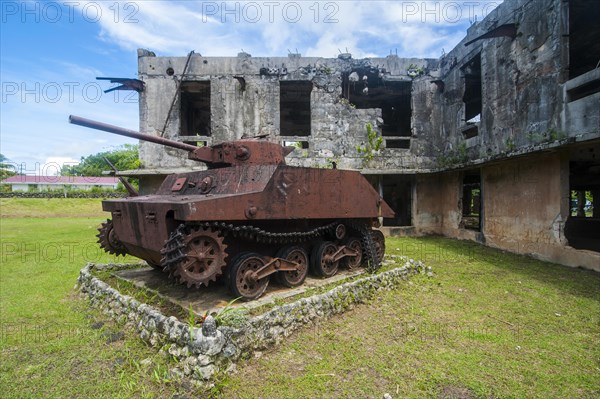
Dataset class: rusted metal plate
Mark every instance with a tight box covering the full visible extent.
[171,177,187,191]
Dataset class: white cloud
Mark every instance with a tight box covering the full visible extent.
[43,156,81,175]
[85,1,502,58]
[1,0,503,168]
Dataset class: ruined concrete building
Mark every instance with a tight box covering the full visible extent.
[128,0,599,271]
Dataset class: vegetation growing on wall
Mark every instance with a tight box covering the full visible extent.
[437,142,468,168]
[526,129,566,144]
[357,123,383,166]
[406,63,425,77]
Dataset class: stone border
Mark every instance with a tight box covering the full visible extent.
[78,256,429,382]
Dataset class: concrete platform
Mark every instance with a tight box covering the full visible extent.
[114,267,365,315]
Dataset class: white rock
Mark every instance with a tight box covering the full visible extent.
[194,364,216,380]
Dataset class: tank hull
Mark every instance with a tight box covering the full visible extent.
[103,165,394,256]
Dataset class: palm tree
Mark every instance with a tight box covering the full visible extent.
[0,154,16,181]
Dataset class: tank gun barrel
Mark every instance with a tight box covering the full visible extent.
[69,115,198,152]
[69,115,294,167]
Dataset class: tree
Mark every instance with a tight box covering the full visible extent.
[61,144,140,176]
[0,153,16,181]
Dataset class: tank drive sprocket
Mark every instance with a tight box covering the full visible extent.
[161,224,228,288]
[347,220,383,272]
[371,229,386,265]
[97,219,127,256]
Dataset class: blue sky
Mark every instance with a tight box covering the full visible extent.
[1,0,502,174]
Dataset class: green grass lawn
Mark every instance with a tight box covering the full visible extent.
[1,199,599,398]
[0,201,184,399]
[0,198,108,218]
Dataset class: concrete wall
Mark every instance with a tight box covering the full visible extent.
[482,153,568,251]
[482,153,599,271]
[137,51,440,172]
[413,152,600,271]
[427,0,565,162]
[414,172,480,242]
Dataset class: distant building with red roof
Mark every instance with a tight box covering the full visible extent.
[0,175,119,192]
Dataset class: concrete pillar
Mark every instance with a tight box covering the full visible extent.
[576,190,586,217]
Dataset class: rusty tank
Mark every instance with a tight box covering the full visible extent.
[69,115,395,300]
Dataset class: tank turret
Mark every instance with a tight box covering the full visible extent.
[70,115,395,300]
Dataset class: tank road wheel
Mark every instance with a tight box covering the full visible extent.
[371,230,386,263]
[173,225,228,288]
[311,241,340,277]
[334,223,347,240]
[229,252,270,301]
[342,237,363,270]
[223,252,247,290]
[97,219,127,256]
[275,246,309,287]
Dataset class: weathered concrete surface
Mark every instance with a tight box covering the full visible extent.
[408,152,600,271]
[137,52,440,173]
[483,153,568,249]
[413,171,480,241]
[482,152,600,271]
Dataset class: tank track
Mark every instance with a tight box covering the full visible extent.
[206,220,340,243]
[97,219,127,256]
[347,220,382,273]
[160,221,339,278]
[160,220,383,287]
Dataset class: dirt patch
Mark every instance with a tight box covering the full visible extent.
[437,385,476,399]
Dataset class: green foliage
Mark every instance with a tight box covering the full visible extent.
[526,129,566,144]
[212,298,249,328]
[189,298,249,332]
[505,137,516,151]
[188,304,199,340]
[339,97,356,109]
[61,144,140,177]
[60,144,140,192]
[0,153,16,180]
[151,363,172,384]
[548,129,566,141]
[356,123,383,166]
[437,142,468,168]
[310,157,339,169]
[407,63,425,77]
[198,297,249,328]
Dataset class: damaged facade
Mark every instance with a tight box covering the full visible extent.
[128,0,600,271]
